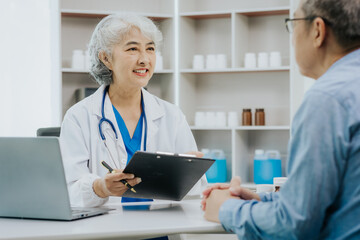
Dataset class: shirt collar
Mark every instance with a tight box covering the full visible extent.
[320,48,360,80]
[141,88,164,121]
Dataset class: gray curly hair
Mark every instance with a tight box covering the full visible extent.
[302,0,360,49]
[88,13,163,85]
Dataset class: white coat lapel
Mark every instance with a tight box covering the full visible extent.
[92,85,127,169]
[142,88,165,152]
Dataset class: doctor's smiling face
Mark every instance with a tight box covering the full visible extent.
[100,27,156,91]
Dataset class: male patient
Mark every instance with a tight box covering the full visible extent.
[202,0,360,239]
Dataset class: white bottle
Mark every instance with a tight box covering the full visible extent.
[193,55,205,69]
[195,111,206,127]
[215,111,226,127]
[244,53,256,68]
[254,149,266,160]
[257,52,269,68]
[71,50,85,69]
[206,54,217,69]
[216,54,227,69]
[205,112,216,127]
[227,111,238,127]
[270,51,282,67]
[155,52,163,71]
[273,177,288,192]
[84,50,91,71]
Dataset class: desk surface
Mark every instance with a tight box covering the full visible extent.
[0,200,225,240]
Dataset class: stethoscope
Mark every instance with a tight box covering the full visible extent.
[98,85,147,169]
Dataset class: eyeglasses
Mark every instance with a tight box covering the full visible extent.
[285,17,332,33]
[285,17,315,33]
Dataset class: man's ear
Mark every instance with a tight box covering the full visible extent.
[313,17,327,48]
[99,51,112,70]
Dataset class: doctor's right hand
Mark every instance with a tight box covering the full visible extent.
[93,170,141,198]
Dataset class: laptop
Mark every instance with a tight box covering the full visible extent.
[0,137,112,220]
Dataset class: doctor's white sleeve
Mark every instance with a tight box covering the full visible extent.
[60,112,108,207]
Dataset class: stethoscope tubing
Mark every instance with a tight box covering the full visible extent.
[98,86,147,168]
[99,86,118,141]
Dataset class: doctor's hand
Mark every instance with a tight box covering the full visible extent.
[93,170,141,198]
[186,151,204,158]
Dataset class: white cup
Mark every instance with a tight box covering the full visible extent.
[193,55,205,69]
[72,49,85,69]
[155,52,164,71]
[216,54,227,69]
[257,52,269,68]
[206,54,217,69]
[256,184,274,193]
[195,112,206,127]
[215,112,226,127]
[270,51,282,67]
[227,111,238,127]
[244,53,256,68]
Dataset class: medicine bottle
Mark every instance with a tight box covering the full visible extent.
[255,108,265,126]
[273,177,288,192]
[71,49,85,69]
[242,109,252,126]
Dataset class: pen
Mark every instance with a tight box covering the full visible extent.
[101,160,136,193]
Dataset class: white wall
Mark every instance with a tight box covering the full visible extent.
[0,0,61,137]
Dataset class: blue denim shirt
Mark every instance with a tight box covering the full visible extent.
[219,49,360,239]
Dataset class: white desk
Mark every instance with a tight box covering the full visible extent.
[0,200,225,240]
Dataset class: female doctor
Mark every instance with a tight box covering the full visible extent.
[60,14,205,208]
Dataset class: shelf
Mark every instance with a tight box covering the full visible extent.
[62,68,89,73]
[62,68,174,74]
[180,11,232,19]
[236,6,290,16]
[191,127,232,130]
[191,126,290,130]
[180,7,289,19]
[181,66,290,73]
[235,126,290,130]
[61,9,173,20]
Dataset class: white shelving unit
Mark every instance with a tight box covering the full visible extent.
[59,0,303,183]
[191,126,290,130]
[181,66,290,73]
[62,68,174,74]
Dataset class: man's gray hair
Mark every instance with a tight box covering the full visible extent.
[302,0,360,49]
[88,13,163,85]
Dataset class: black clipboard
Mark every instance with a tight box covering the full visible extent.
[122,151,215,201]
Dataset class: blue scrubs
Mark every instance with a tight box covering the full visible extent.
[112,104,152,204]
[112,102,168,240]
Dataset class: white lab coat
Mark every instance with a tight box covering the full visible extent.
[60,85,206,207]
